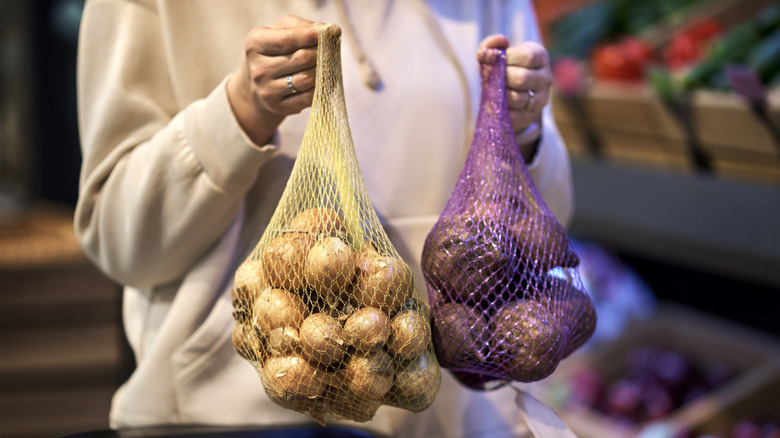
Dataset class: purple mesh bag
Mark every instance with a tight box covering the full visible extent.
[421,48,596,390]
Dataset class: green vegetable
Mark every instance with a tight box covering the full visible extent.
[682,56,723,90]
[649,68,677,100]
[709,21,762,62]
[755,3,780,35]
[682,21,763,90]
[746,27,780,83]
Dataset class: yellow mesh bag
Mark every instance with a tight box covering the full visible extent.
[230,23,441,425]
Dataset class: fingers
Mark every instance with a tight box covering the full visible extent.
[246,25,318,57]
[503,42,552,132]
[506,41,549,69]
[479,34,510,51]
[242,19,320,117]
[271,14,316,29]
[281,66,316,97]
[508,87,548,116]
[254,66,316,115]
[277,87,315,115]
[505,65,551,97]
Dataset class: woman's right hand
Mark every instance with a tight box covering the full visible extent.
[227,15,319,145]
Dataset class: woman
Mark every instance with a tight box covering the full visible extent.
[75,0,573,436]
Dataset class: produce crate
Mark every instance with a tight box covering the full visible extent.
[552,84,780,182]
[535,304,780,438]
[552,84,693,172]
[666,359,780,437]
[691,90,780,183]
[546,0,780,183]
[551,89,593,159]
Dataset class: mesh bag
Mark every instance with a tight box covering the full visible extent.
[421,48,596,391]
[231,23,441,425]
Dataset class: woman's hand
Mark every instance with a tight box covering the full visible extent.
[228,15,319,145]
[479,35,552,161]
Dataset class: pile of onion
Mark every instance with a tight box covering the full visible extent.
[230,208,440,423]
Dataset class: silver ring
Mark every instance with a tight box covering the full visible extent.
[523,89,535,112]
[287,75,297,94]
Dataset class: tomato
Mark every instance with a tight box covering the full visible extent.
[686,18,723,45]
[663,18,723,70]
[590,37,652,82]
[664,33,701,70]
[621,36,653,64]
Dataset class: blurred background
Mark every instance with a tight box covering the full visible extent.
[1,0,779,437]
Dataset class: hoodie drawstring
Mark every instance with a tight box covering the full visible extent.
[334,0,474,155]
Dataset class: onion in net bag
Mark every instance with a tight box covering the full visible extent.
[230,23,441,424]
[421,48,596,391]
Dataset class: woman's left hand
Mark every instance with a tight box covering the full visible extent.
[479,35,552,143]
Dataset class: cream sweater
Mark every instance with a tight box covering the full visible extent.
[75,0,574,436]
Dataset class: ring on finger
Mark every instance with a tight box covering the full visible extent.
[287,75,298,94]
[523,89,535,112]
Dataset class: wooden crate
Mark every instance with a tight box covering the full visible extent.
[536,304,780,438]
[552,84,695,172]
[692,91,778,155]
[551,83,780,182]
[691,90,780,183]
[708,148,780,184]
[769,88,780,131]
[595,128,691,171]
[551,90,593,159]
[687,363,780,435]
[673,360,780,436]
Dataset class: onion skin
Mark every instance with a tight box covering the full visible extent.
[422,213,512,303]
[288,208,346,236]
[305,236,356,296]
[268,326,301,357]
[343,307,391,352]
[234,259,268,294]
[511,216,579,272]
[299,313,347,365]
[345,350,396,400]
[489,299,566,382]
[388,308,430,359]
[430,302,490,370]
[232,261,269,324]
[231,286,254,325]
[386,350,441,412]
[232,323,265,363]
[354,246,413,316]
[324,385,383,423]
[262,354,326,399]
[263,232,313,291]
[541,278,597,358]
[253,288,307,337]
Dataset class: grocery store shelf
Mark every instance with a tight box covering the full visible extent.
[568,158,780,287]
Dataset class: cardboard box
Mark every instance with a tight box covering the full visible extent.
[536,304,780,438]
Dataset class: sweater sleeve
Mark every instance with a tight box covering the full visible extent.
[508,0,575,227]
[74,0,273,288]
[526,107,575,227]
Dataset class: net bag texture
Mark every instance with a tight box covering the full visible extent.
[421,48,596,391]
[230,23,441,425]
